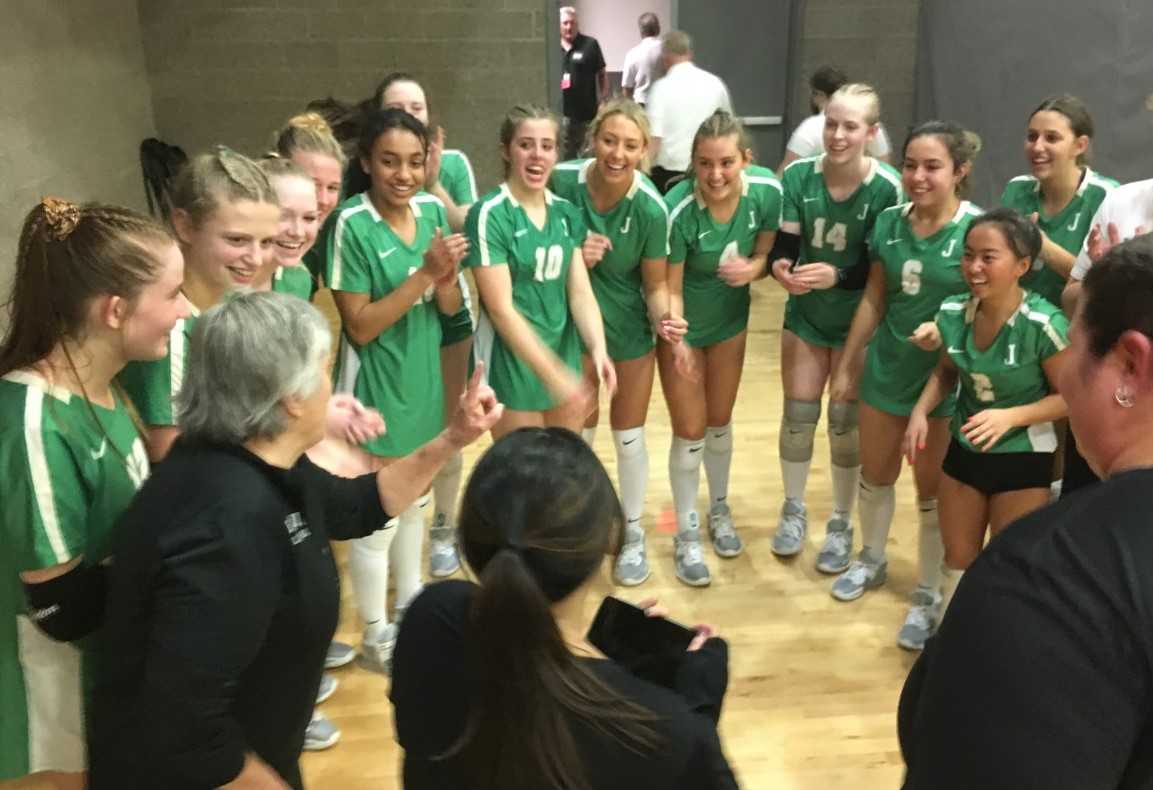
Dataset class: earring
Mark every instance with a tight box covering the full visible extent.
[1115,385,1135,409]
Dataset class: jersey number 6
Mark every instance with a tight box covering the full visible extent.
[534,244,565,282]
[900,259,923,296]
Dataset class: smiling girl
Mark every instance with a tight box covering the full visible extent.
[829,121,982,650]
[549,98,688,586]
[662,110,782,587]
[465,104,615,439]
[768,84,903,572]
[905,208,1068,614]
[325,108,467,673]
[257,157,321,301]
[119,147,281,463]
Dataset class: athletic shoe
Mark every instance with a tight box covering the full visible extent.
[428,515,460,578]
[614,525,650,586]
[770,499,808,557]
[303,712,341,751]
[815,517,853,574]
[708,503,744,558]
[357,622,399,676]
[324,640,356,670]
[674,514,711,587]
[897,587,942,651]
[315,673,338,705]
[830,553,888,602]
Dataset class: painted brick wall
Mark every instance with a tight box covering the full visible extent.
[139,0,550,194]
[0,0,157,313]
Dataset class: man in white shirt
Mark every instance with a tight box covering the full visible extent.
[621,12,663,106]
[1063,178,1153,310]
[646,30,732,193]
[778,65,892,174]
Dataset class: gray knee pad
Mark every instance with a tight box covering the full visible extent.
[827,400,860,467]
[780,399,821,463]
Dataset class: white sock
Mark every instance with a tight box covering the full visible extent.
[781,460,811,503]
[859,480,896,563]
[349,520,398,642]
[431,450,463,527]
[390,495,429,611]
[917,498,944,591]
[669,435,704,527]
[582,426,597,446]
[830,463,860,521]
[941,566,964,612]
[703,423,733,509]
[613,427,648,528]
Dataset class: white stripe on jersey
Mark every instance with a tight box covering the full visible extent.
[1009,174,1036,184]
[23,387,69,564]
[169,319,186,407]
[446,149,478,202]
[330,202,372,290]
[473,307,496,382]
[746,175,784,196]
[477,187,512,267]
[669,193,695,226]
[1025,311,1068,351]
[874,162,902,193]
[635,178,673,256]
[939,300,966,312]
[19,615,86,771]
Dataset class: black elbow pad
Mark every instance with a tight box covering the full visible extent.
[24,562,107,642]
[768,231,801,270]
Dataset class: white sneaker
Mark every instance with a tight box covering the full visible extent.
[303,711,341,751]
[357,622,399,676]
[428,514,460,578]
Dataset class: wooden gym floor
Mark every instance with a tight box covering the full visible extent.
[303,281,918,789]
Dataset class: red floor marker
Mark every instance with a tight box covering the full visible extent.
[656,507,678,535]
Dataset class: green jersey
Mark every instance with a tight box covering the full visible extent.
[860,201,982,417]
[436,150,480,347]
[464,184,586,411]
[1000,168,1118,306]
[327,192,448,457]
[937,291,1068,453]
[666,166,783,347]
[550,159,670,361]
[118,302,201,427]
[271,264,316,302]
[303,219,331,286]
[781,155,903,347]
[0,372,149,777]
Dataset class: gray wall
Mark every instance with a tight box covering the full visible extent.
[139,0,550,193]
[0,0,157,313]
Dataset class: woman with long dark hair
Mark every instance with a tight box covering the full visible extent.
[391,428,737,789]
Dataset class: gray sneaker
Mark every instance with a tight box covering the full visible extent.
[303,711,341,751]
[357,622,399,676]
[771,499,808,557]
[315,673,338,704]
[614,525,650,586]
[708,503,743,558]
[324,640,355,669]
[429,515,460,578]
[815,517,853,574]
[674,514,711,587]
[897,587,942,651]
[831,553,888,601]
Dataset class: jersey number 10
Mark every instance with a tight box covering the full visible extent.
[534,244,565,282]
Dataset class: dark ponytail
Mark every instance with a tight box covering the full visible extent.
[454,428,659,790]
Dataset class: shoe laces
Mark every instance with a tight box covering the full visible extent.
[777,513,806,542]
[841,559,876,586]
[619,540,645,566]
[430,540,456,559]
[678,538,704,566]
[904,604,936,632]
[821,528,851,556]
[711,514,737,541]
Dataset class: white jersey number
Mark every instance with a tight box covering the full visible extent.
[901,259,923,296]
[534,245,565,282]
[971,372,996,403]
[720,240,741,264]
[811,217,848,253]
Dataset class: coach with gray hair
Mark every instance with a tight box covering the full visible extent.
[86,291,502,790]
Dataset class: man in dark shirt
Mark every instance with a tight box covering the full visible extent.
[560,6,607,160]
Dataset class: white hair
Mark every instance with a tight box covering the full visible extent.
[560,6,577,19]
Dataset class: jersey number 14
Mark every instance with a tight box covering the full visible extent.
[811,218,847,252]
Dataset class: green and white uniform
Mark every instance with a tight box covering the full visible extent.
[781,155,903,347]
[1000,168,1118,306]
[0,372,149,778]
[303,223,331,286]
[550,159,670,361]
[666,166,783,347]
[860,201,982,417]
[937,291,1068,452]
[272,264,316,302]
[327,192,448,457]
[438,149,479,347]
[118,302,201,427]
[464,184,586,411]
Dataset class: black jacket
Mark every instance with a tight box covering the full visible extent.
[88,440,388,789]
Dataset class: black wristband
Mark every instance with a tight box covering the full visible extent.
[24,562,107,642]
[767,231,802,276]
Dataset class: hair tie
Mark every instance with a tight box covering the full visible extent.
[40,197,81,241]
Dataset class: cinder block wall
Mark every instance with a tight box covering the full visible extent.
[0,1,157,315]
[793,0,921,153]
[139,0,550,194]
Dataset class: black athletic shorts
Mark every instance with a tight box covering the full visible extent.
[942,438,1054,496]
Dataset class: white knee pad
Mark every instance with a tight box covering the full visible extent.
[780,399,821,463]
[827,400,860,468]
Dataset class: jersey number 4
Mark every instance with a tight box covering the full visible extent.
[811,218,847,252]
[534,244,565,282]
